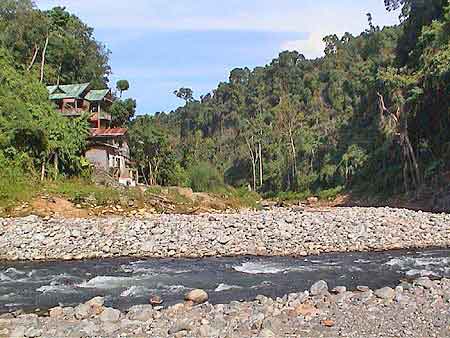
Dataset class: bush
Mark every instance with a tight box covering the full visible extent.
[188,162,224,192]
[276,191,312,201]
[0,152,37,208]
[318,186,344,200]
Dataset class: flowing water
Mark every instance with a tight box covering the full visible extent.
[0,248,449,314]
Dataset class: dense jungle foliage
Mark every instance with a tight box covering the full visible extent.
[144,0,450,197]
[1,0,449,202]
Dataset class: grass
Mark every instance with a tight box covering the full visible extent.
[0,174,38,210]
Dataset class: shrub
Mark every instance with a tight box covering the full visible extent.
[318,186,344,200]
[0,151,37,208]
[188,162,224,192]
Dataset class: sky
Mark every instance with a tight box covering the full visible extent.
[36,0,401,115]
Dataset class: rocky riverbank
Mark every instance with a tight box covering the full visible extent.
[1,207,449,261]
[0,277,449,337]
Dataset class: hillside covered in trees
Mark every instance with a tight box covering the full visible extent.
[1,0,449,205]
[134,0,450,198]
[0,1,137,203]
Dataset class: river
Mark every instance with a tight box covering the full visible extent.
[1,248,449,314]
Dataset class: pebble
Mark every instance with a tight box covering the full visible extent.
[0,279,449,337]
[0,207,449,261]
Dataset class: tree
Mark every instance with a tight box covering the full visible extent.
[174,87,194,103]
[116,79,129,98]
[0,47,88,179]
[129,116,178,186]
[109,98,136,127]
[376,67,421,192]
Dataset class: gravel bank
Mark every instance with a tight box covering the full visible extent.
[1,277,449,337]
[0,207,449,261]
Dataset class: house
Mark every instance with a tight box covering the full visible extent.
[47,83,136,186]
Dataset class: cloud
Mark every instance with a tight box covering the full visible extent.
[36,0,400,33]
[281,32,326,59]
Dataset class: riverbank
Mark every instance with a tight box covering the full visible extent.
[0,207,449,261]
[1,277,449,337]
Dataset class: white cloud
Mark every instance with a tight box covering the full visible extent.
[36,0,400,33]
[281,32,326,59]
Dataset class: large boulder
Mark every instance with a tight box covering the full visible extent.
[185,289,209,304]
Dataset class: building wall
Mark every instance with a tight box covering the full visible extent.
[85,148,108,170]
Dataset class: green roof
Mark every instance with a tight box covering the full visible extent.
[85,89,110,102]
[47,83,90,100]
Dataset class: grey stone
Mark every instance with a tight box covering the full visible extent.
[260,328,276,337]
[331,286,347,294]
[25,327,41,338]
[357,285,370,292]
[374,287,395,300]
[415,277,434,289]
[169,320,191,334]
[310,280,328,296]
[99,307,121,322]
[74,303,91,320]
[103,322,120,334]
[127,305,154,322]
[10,326,26,338]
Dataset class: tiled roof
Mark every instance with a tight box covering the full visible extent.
[85,89,111,102]
[47,83,90,100]
[90,128,128,138]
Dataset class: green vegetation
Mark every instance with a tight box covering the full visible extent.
[1,0,450,210]
[147,0,450,198]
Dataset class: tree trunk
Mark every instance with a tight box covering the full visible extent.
[27,44,39,71]
[258,141,263,188]
[53,152,59,180]
[40,34,49,83]
[245,136,257,191]
[405,134,421,186]
[141,165,149,186]
[40,159,46,181]
[148,161,154,185]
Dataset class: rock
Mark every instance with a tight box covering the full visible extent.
[86,296,105,307]
[0,329,9,337]
[357,285,370,292]
[307,196,319,204]
[86,296,104,315]
[331,286,346,294]
[103,322,120,334]
[415,277,434,289]
[99,308,121,322]
[25,327,42,338]
[169,320,191,334]
[310,280,328,296]
[10,326,26,338]
[49,306,64,318]
[127,305,154,321]
[74,303,91,319]
[260,328,276,337]
[374,287,395,300]
[185,289,209,304]
[150,295,163,306]
[322,319,335,327]
[294,303,319,317]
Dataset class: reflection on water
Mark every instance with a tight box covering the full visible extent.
[0,248,449,313]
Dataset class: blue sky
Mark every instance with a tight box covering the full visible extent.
[36,0,401,114]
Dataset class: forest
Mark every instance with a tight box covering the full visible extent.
[1,0,449,203]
